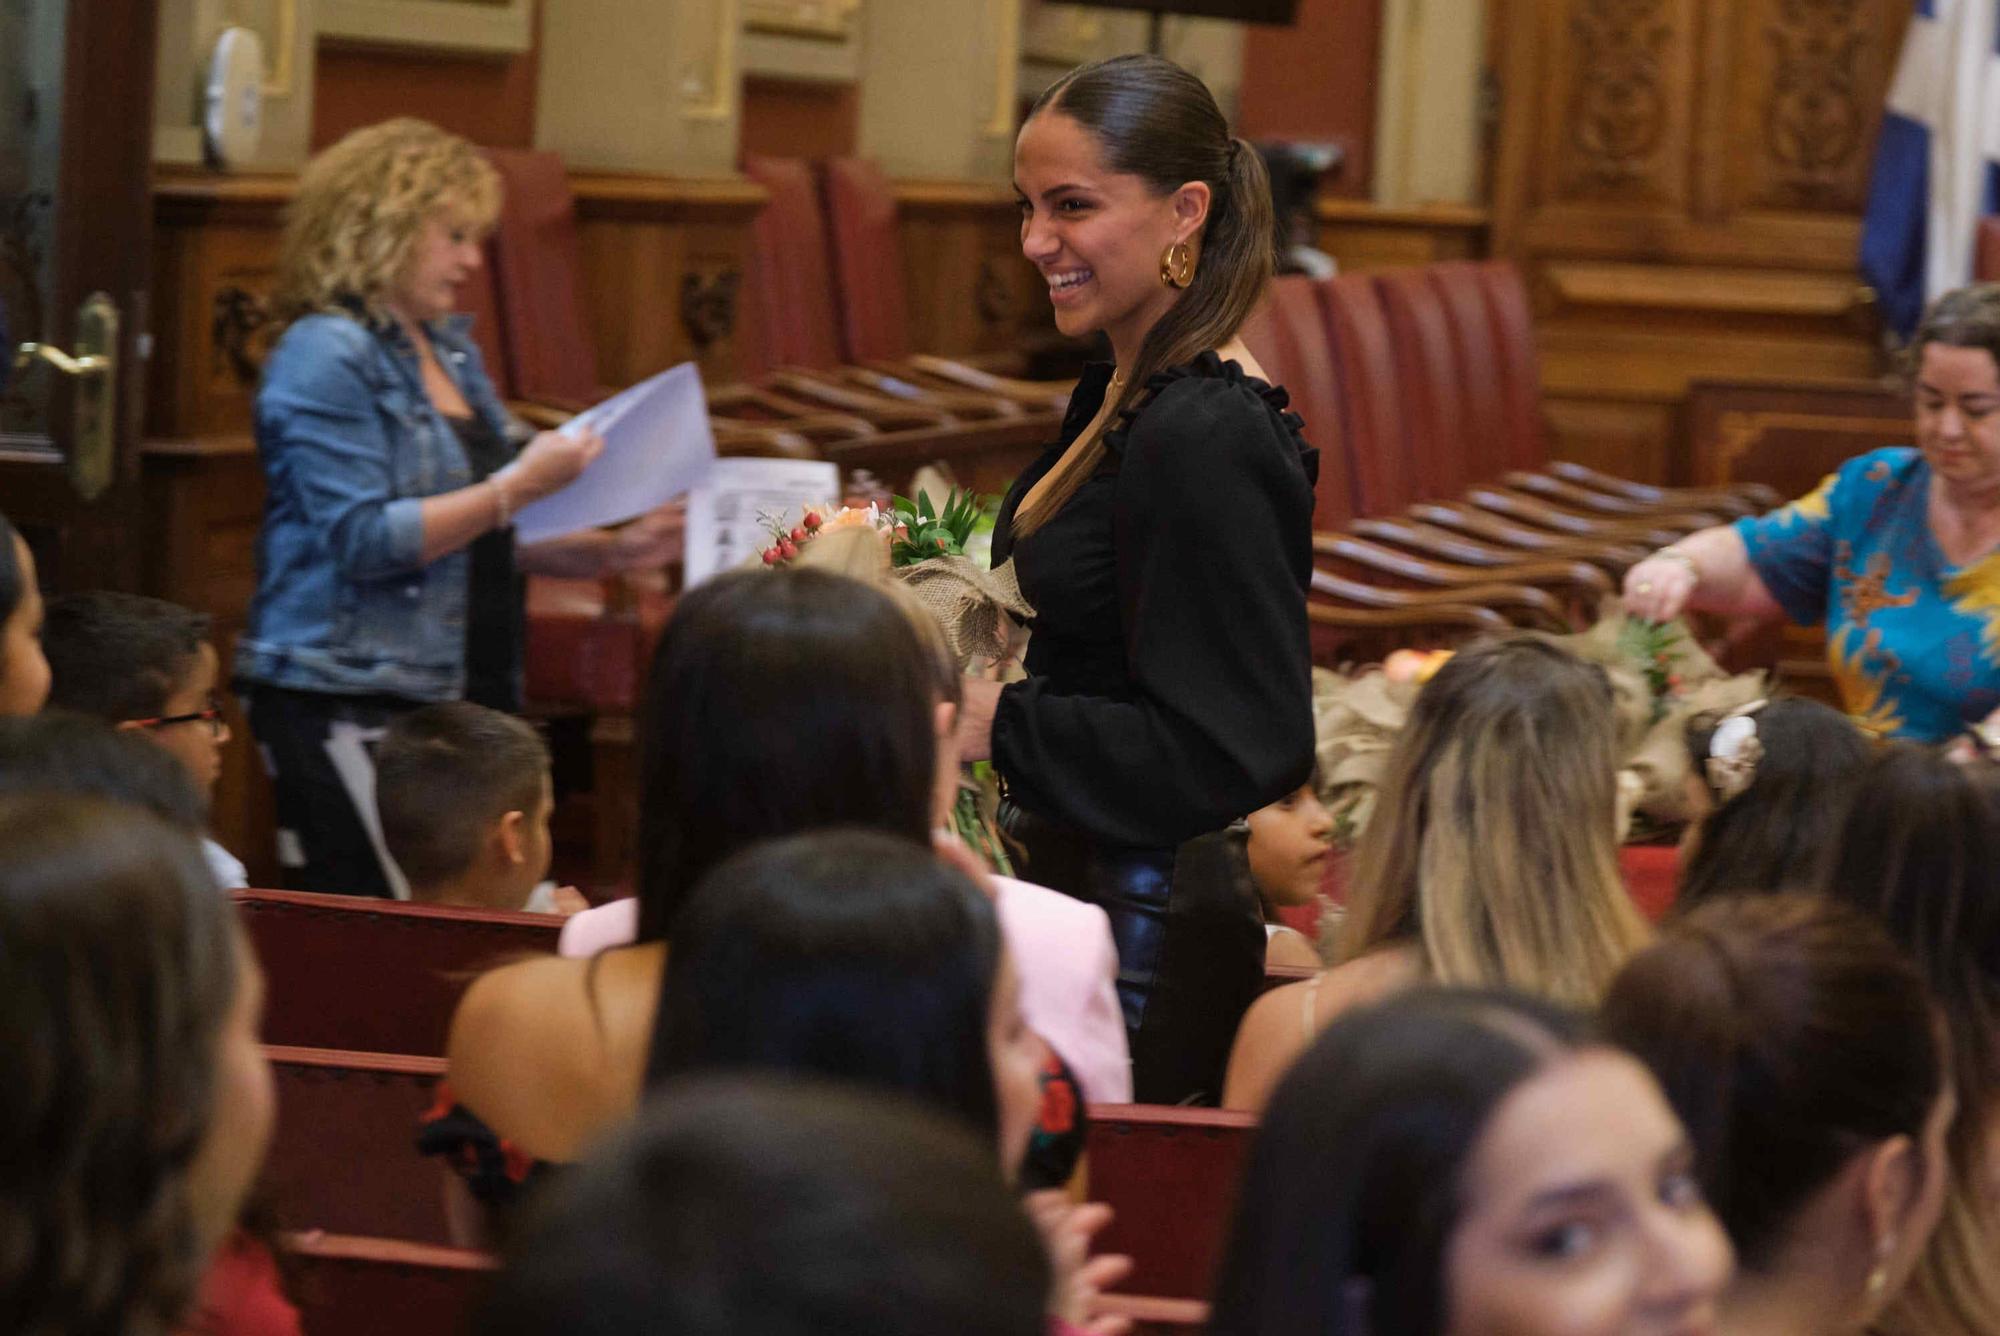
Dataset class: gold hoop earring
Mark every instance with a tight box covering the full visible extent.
[1159,240,1195,290]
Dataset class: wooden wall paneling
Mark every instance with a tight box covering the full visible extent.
[893,180,1045,358]
[1488,0,1907,487]
[1314,199,1490,273]
[568,174,767,388]
[739,76,861,163]
[311,36,543,152]
[150,171,289,438]
[139,435,276,884]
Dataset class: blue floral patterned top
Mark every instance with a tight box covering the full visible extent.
[1734,447,2000,743]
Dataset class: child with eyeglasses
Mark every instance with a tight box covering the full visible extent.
[41,591,247,888]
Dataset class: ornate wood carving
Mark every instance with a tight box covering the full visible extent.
[1560,0,1677,194]
[679,263,741,353]
[1762,0,1868,197]
[210,285,277,388]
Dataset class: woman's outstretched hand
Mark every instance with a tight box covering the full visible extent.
[507,426,603,502]
[1621,551,1698,623]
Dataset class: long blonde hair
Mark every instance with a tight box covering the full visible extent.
[272,118,500,328]
[1339,636,1650,1005]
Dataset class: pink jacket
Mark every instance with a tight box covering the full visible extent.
[557,875,1132,1103]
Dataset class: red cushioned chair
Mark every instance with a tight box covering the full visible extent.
[1236,298,1581,646]
[1316,275,1654,573]
[1086,1104,1255,1301]
[283,1232,494,1336]
[264,1047,452,1243]
[235,888,558,1055]
[822,156,1075,411]
[738,155,1025,426]
[1371,269,1720,545]
[1256,278,1607,627]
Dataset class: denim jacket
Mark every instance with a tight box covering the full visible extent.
[235,310,521,701]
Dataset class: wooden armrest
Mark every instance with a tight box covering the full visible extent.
[1462,487,1691,548]
[834,366,1026,421]
[1311,568,1567,631]
[1501,472,1728,525]
[896,354,1075,409]
[1546,461,1779,513]
[763,371,959,431]
[1314,533,1610,608]
[712,420,817,460]
[1402,503,1653,565]
[1350,516,1638,578]
[708,383,880,442]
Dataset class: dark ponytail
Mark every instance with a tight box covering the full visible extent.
[1015,54,1275,535]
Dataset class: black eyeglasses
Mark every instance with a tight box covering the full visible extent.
[128,694,226,738]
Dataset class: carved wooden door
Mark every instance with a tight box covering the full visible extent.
[1490,0,1914,485]
[0,0,162,590]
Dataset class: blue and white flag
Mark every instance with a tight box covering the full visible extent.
[1859,0,2000,340]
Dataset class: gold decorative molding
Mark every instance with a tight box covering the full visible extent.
[988,0,1024,137]
[684,0,742,123]
[744,0,860,40]
[318,0,532,55]
[1544,261,1871,318]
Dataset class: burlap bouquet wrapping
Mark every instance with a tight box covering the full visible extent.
[899,556,1035,665]
[1312,612,1767,846]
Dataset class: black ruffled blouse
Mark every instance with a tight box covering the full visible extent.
[990,352,1319,851]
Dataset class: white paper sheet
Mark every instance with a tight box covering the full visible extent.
[510,362,717,546]
[683,456,842,588]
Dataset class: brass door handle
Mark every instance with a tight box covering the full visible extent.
[10,293,119,501]
[14,343,111,376]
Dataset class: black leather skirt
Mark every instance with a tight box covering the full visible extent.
[1008,809,1265,1106]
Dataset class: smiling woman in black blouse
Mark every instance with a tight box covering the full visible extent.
[959,54,1317,1104]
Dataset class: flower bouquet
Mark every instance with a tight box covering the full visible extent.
[1312,604,1768,848]
[753,486,1033,871]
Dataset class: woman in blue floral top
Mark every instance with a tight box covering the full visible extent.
[1624,285,2000,746]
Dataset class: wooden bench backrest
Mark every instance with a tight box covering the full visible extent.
[1086,1102,1256,1302]
[282,1231,494,1336]
[265,1046,453,1245]
[235,888,558,1056]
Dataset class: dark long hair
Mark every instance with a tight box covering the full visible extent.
[0,711,210,831]
[474,1078,1049,1336]
[1602,893,1943,1273]
[1208,989,1592,1336]
[1824,747,2000,1165]
[1677,697,1871,907]
[0,794,240,1336]
[1014,53,1276,534]
[647,830,1004,1143]
[634,569,940,942]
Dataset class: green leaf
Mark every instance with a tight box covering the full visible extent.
[891,495,918,518]
[918,490,936,521]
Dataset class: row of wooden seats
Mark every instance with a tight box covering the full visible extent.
[263,1040,1251,1307]
[1249,262,1778,649]
[241,891,1259,1308]
[278,1232,1207,1336]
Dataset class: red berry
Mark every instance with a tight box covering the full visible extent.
[789,526,805,543]
[779,540,798,559]
[803,511,822,531]
[761,547,780,565]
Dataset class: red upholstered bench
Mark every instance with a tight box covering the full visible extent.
[1086,1103,1255,1302]
[234,889,559,1056]
[282,1231,494,1336]
[265,1047,452,1245]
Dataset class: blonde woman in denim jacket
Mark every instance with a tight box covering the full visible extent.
[237,119,678,897]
